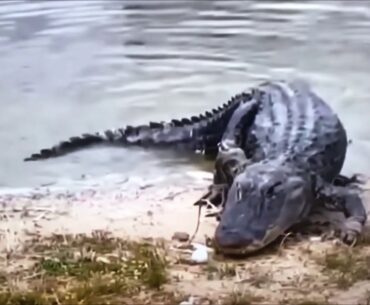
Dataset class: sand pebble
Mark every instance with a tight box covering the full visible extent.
[172,231,190,242]
[96,256,111,264]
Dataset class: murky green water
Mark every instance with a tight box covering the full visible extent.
[0,0,369,188]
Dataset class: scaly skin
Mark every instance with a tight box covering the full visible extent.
[203,79,367,255]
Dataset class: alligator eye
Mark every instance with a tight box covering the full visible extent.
[236,182,242,201]
[266,182,282,197]
[266,186,274,198]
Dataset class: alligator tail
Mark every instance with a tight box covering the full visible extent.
[24,92,252,161]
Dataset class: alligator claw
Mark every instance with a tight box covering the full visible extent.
[320,229,336,241]
[350,173,367,186]
[340,230,358,246]
[193,191,211,207]
[205,211,221,218]
[333,174,366,188]
[321,219,362,246]
[338,218,362,246]
[205,211,222,222]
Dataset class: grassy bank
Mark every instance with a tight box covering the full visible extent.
[2,229,370,305]
[0,231,176,304]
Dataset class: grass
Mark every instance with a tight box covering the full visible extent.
[204,261,237,280]
[280,298,329,305]
[315,245,370,289]
[357,227,370,246]
[222,290,263,305]
[0,273,6,285]
[0,231,171,305]
[0,291,51,305]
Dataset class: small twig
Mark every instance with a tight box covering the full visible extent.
[278,287,309,293]
[23,272,44,280]
[163,190,186,200]
[34,210,49,221]
[188,203,203,244]
[53,291,61,305]
[279,232,293,250]
[350,237,358,247]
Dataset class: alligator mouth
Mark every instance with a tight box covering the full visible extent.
[213,239,265,256]
[213,225,284,256]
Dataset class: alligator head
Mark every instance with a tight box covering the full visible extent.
[213,161,313,255]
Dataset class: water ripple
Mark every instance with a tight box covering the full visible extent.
[0,0,369,187]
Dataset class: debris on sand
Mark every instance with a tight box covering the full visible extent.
[172,231,190,242]
[190,243,209,264]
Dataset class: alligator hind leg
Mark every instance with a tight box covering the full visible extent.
[193,98,259,215]
[213,93,260,187]
[220,92,259,152]
[316,183,367,244]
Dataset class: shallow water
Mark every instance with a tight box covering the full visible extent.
[0,0,369,188]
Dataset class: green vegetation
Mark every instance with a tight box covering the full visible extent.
[0,231,173,305]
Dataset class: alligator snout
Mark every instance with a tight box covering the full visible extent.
[214,227,254,249]
[213,224,268,255]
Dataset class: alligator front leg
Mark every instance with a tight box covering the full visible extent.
[317,183,367,244]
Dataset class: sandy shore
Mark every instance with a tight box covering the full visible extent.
[1,173,370,304]
[0,173,218,252]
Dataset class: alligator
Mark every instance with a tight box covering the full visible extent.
[196,79,367,255]
[24,79,367,255]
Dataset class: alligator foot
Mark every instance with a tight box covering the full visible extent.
[324,216,364,245]
[333,174,366,188]
[338,217,364,245]
[316,179,367,246]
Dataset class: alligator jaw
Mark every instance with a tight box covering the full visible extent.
[213,225,286,256]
